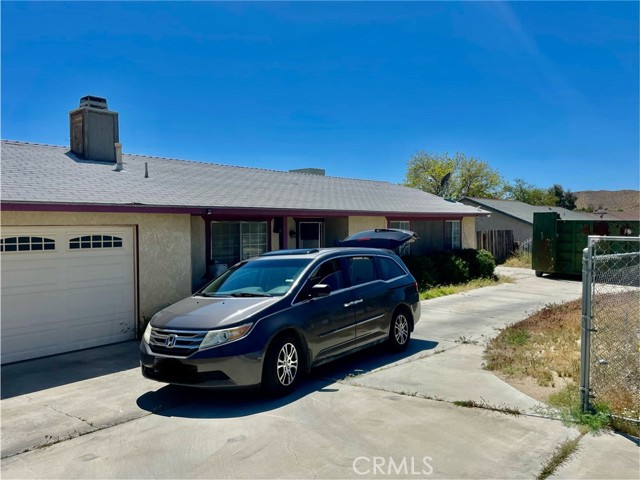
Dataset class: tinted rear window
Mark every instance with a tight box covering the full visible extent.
[348,257,377,286]
[376,256,407,280]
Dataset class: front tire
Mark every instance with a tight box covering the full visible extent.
[389,309,411,352]
[262,334,304,396]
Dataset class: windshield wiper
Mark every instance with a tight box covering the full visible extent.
[229,292,273,297]
[196,292,230,298]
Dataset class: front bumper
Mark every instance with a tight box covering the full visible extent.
[139,341,264,388]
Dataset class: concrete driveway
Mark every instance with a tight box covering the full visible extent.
[1,267,638,479]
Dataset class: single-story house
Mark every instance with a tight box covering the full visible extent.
[459,196,596,261]
[1,96,486,363]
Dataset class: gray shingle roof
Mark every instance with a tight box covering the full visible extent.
[461,197,597,224]
[1,141,484,216]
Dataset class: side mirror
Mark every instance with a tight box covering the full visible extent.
[309,283,331,298]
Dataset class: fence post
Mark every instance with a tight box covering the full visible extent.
[580,245,594,413]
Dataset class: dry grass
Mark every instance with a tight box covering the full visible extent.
[502,251,532,269]
[485,300,582,387]
[485,293,640,434]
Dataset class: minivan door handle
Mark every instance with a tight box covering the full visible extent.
[344,298,364,308]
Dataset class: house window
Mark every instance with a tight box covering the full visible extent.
[445,220,461,250]
[1,236,55,252]
[389,220,411,256]
[69,235,123,250]
[211,221,268,267]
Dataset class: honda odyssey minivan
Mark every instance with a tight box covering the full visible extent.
[140,232,420,395]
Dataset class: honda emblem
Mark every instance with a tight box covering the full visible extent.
[164,334,177,348]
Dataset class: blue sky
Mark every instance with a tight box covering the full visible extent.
[2,1,638,192]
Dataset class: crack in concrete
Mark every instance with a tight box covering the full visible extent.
[286,424,318,480]
[3,394,210,460]
[45,404,96,428]
[2,409,156,460]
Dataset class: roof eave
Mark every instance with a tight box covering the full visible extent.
[1,201,486,219]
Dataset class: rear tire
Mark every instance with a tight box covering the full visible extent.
[535,271,544,277]
[389,309,411,352]
[262,334,304,396]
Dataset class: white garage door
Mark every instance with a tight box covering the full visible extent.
[1,226,136,364]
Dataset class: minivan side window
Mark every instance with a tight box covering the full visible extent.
[376,256,407,281]
[347,256,377,286]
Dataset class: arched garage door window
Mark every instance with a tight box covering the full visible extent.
[69,235,123,250]
[0,236,55,252]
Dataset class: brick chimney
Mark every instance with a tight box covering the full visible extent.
[69,96,119,163]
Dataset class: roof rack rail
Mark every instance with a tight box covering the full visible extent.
[261,248,320,257]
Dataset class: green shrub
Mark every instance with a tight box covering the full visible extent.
[474,249,496,278]
[403,249,496,289]
[431,252,469,285]
[403,255,437,289]
[458,248,495,279]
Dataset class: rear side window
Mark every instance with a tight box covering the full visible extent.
[376,256,407,280]
[347,256,377,286]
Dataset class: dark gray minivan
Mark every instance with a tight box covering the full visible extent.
[140,234,420,395]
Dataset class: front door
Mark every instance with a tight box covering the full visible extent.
[298,222,323,249]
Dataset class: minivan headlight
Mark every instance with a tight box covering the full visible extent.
[143,321,153,344]
[200,324,253,349]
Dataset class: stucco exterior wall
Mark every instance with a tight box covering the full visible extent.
[2,210,192,330]
[462,216,477,249]
[348,216,387,235]
[190,216,206,290]
[286,218,297,249]
[325,217,349,247]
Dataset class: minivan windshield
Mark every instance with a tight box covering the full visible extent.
[199,258,312,297]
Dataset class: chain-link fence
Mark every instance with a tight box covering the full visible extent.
[580,236,640,423]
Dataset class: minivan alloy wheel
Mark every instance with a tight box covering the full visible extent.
[389,310,411,351]
[276,342,298,386]
[263,334,305,396]
[394,314,409,344]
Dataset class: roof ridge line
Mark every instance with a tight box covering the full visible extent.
[1,139,401,186]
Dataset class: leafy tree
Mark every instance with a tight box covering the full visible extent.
[404,151,503,200]
[504,178,556,206]
[549,184,577,210]
[457,157,504,199]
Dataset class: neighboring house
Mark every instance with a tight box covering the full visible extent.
[1,96,486,363]
[460,197,596,260]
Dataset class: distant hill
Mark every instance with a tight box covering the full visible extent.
[575,190,639,219]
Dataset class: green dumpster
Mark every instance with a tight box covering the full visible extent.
[532,212,640,277]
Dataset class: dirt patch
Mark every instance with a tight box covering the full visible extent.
[493,371,573,404]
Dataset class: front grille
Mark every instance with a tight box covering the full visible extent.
[148,327,208,357]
